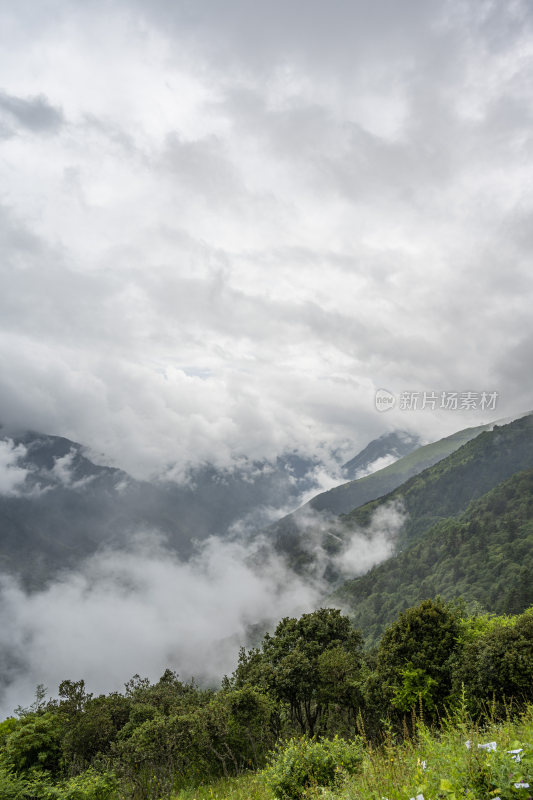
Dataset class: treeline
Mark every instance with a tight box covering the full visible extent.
[0,600,532,800]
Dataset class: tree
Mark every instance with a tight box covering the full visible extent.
[60,692,131,774]
[375,598,460,720]
[3,711,63,776]
[453,607,533,710]
[234,608,364,736]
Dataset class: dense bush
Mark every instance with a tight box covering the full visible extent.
[453,607,533,708]
[0,764,117,800]
[263,735,363,800]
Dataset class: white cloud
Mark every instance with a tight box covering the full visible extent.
[0,532,319,716]
[51,449,76,485]
[0,494,410,716]
[355,453,399,479]
[0,439,29,495]
[51,449,95,489]
[333,499,407,579]
[285,498,407,583]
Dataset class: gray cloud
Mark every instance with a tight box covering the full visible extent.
[161,134,244,202]
[0,90,63,133]
[0,0,531,479]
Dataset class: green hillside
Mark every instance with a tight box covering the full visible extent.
[314,419,495,515]
[341,412,533,551]
[309,423,498,514]
[271,417,524,557]
[333,467,533,646]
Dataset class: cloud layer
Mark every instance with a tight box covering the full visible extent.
[0,495,408,717]
[1,0,532,477]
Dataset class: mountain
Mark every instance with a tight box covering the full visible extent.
[321,413,533,644]
[340,412,533,552]
[332,467,533,646]
[0,429,335,587]
[341,430,422,480]
[269,418,505,558]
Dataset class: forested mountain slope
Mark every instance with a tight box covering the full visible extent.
[333,467,533,646]
[341,412,533,552]
[270,419,506,554]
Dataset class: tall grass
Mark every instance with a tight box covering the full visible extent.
[172,703,533,800]
[173,773,271,800]
[325,702,533,800]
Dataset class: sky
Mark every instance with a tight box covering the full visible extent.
[1,0,533,479]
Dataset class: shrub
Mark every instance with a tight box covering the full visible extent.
[59,768,118,800]
[263,735,363,800]
[0,765,27,800]
[0,765,117,800]
[3,712,63,775]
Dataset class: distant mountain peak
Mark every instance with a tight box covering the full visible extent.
[342,430,423,480]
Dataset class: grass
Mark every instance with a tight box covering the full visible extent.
[333,704,533,800]
[171,704,533,800]
[173,773,273,800]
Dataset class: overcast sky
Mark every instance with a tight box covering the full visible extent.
[1,0,532,478]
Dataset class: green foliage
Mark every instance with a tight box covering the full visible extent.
[234,608,363,737]
[392,665,439,713]
[0,764,27,800]
[123,670,203,716]
[175,705,533,800]
[57,768,117,800]
[3,711,63,775]
[1,600,532,798]
[173,772,272,800]
[263,735,363,800]
[452,607,533,711]
[60,692,131,772]
[0,764,116,800]
[114,710,202,798]
[112,679,275,797]
[466,744,533,800]
[375,598,460,721]
[0,718,20,747]
[192,686,276,776]
[400,708,533,800]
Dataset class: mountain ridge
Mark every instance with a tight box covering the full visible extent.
[332,465,533,646]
